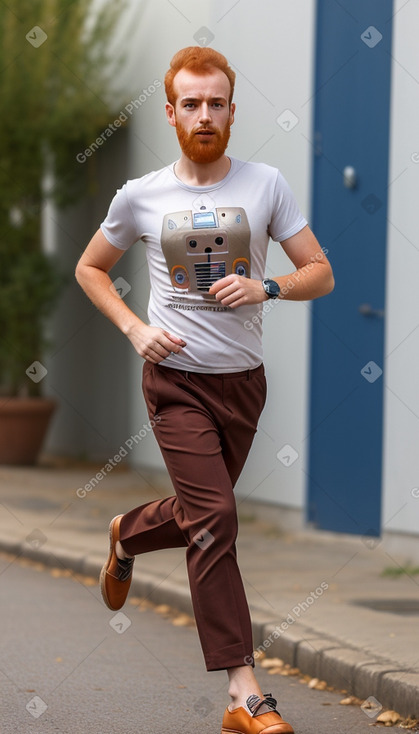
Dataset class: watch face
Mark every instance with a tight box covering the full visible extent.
[264,279,280,297]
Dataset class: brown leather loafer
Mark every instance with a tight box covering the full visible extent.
[221,693,294,734]
[99,515,134,611]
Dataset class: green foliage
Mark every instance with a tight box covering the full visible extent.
[381,564,419,578]
[0,250,66,396]
[0,0,127,395]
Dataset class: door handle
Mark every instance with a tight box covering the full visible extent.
[343,165,357,189]
[359,303,384,318]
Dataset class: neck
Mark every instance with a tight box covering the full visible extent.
[174,154,231,186]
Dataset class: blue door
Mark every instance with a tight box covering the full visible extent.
[308,0,393,536]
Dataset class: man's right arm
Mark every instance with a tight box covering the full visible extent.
[75,228,186,363]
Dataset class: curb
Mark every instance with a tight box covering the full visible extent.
[1,536,418,719]
[262,623,419,718]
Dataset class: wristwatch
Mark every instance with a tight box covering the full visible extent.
[262,278,281,299]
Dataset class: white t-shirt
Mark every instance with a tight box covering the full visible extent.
[100,156,307,373]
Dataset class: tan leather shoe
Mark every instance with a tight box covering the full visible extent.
[99,515,134,611]
[221,693,294,734]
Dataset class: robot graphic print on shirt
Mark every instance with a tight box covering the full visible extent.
[161,206,251,300]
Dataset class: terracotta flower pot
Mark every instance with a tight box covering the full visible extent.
[0,397,57,465]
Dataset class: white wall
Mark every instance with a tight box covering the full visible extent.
[44,130,133,460]
[382,0,419,536]
[115,0,316,510]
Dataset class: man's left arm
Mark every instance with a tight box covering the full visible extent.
[209,225,334,308]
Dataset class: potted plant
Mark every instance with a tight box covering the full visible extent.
[0,0,127,464]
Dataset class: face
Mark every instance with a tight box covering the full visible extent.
[166,67,235,163]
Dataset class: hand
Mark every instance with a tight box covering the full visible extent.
[127,323,186,364]
[209,274,267,308]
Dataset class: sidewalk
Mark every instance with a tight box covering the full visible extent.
[1,462,418,718]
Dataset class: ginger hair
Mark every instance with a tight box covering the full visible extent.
[165,46,236,107]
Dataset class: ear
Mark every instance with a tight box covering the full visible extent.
[229,102,236,126]
[165,102,176,128]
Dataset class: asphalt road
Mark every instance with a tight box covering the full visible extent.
[0,552,380,734]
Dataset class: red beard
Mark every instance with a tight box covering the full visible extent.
[176,120,231,163]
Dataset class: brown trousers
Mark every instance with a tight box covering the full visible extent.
[119,361,267,671]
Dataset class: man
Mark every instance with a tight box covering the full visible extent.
[75,46,334,734]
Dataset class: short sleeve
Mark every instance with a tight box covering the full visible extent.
[268,170,307,242]
[100,184,139,250]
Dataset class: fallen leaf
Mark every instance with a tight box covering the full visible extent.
[340,696,358,705]
[260,657,284,669]
[155,604,171,615]
[267,667,285,674]
[254,650,266,661]
[314,680,327,690]
[362,699,376,709]
[308,678,320,689]
[50,568,63,577]
[32,563,45,572]
[81,576,97,586]
[399,718,419,730]
[172,614,193,627]
[50,568,72,578]
[376,710,402,725]
[280,667,301,677]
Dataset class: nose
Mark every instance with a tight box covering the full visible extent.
[199,103,211,123]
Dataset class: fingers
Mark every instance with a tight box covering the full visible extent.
[143,342,172,364]
[143,338,178,363]
[136,328,187,364]
[209,275,246,307]
[209,275,266,307]
[208,274,234,296]
[216,286,245,307]
[164,331,187,348]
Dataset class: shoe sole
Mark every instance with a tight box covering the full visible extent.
[99,514,123,611]
[222,727,293,734]
[221,719,294,734]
